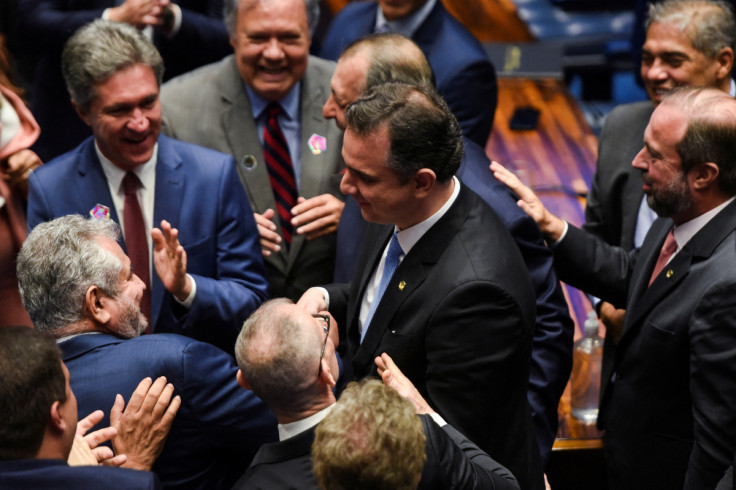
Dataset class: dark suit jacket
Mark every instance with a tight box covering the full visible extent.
[26,135,268,353]
[327,185,543,490]
[583,101,653,250]
[553,201,736,489]
[234,414,520,490]
[15,0,232,162]
[161,55,344,300]
[319,0,497,147]
[61,333,278,490]
[0,459,160,489]
[334,139,573,468]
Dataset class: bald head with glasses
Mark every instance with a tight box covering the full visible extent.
[234,299,340,423]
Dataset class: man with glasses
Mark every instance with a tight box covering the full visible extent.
[231,299,519,489]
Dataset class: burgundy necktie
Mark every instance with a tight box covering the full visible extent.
[649,228,677,286]
[123,172,151,331]
[263,103,298,247]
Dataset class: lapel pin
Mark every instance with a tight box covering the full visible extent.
[89,204,110,220]
[398,281,406,291]
[239,155,257,171]
[666,269,674,279]
[308,134,327,155]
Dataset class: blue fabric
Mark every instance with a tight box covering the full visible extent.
[0,459,160,489]
[361,232,403,342]
[27,135,268,353]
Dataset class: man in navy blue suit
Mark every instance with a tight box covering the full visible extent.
[26,20,268,354]
[16,215,279,490]
[320,0,497,147]
[0,327,163,490]
[321,34,573,469]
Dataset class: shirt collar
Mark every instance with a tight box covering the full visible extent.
[395,175,460,255]
[673,196,735,249]
[730,79,736,97]
[245,82,301,122]
[375,0,436,37]
[278,404,334,441]
[95,141,158,194]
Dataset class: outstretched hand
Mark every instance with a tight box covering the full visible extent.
[68,410,127,467]
[490,161,566,242]
[375,353,433,415]
[152,220,192,301]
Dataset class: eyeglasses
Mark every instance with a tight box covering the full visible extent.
[313,314,330,376]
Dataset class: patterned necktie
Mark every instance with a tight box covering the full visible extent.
[123,172,151,331]
[361,233,403,343]
[263,103,298,247]
[649,228,677,286]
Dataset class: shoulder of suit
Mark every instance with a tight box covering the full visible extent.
[158,135,234,166]
[161,54,236,94]
[307,55,337,78]
[606,100,654,124]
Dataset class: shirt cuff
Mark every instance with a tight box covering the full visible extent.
[173,273,196,308]
[314,287,330,310]
[102,8,111,19]
[164,3,183,38]
[429,412,447,427]
[550,220,569,247]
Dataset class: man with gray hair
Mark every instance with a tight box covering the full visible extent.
[299,82,544,490]
[584,0,735,337]
[17,214,278,490]
[161,0,346,301]
[231,299,519,489]
[26,19,268,354]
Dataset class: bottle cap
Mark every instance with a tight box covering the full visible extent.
[584,311,599,336]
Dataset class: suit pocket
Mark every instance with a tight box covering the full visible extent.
[644,322,677,343]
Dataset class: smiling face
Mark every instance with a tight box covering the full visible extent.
[76,64,161,171]
[632,103,694,221]
[230,0,310,102]
[323,53,369,130]
[340,126,417,228]
[641,21,726,105]
[96,237,148,338]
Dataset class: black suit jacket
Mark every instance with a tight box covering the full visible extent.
[554,200,736,489]
[233,414,520,490]
[326,185,543,490]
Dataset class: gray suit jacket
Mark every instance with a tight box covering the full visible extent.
[161,55,344,299]
[584,101,653,250]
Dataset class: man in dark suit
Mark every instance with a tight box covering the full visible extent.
[319,0,496,147]
[26,20,268,354]
[16,215,278,490]
[322,34,573,468]
[299,83,543,490]
[584,0,734,332]
[161,0,345,300]
[493,87,736,489]
[0,327,165,490]
[15,0,232,161]
[231,299,519,489]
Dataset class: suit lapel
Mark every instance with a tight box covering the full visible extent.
[75,140,122,241]
[622,200,736,343]
[151,136,186,328]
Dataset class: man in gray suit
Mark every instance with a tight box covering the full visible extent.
[584,0,734,333]
[160,0,344,300]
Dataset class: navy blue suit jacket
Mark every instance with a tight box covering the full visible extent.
[320,1,497,147]
[27,135,268,353]
[61,333,278,490]
[15,0,232,161]
[333,139,573,468]
[0,459,160,489]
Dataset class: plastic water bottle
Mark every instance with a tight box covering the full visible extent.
[571,311,603,424]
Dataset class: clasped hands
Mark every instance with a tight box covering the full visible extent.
[255,194,344,256]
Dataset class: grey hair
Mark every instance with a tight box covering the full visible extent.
[223,0,320,38]
[17,215,123,334]
[343,33,435,91]
[345,82,463,184]
[235,299,324,415]
[646,0,736,59]
[61,19,164,113]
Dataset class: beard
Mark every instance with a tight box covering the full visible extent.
[644,171,693,218]
[116,295,148,339]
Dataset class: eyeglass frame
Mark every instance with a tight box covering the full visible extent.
[313,314,330,376]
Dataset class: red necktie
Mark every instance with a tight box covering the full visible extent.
[263,103,298,247]
[123,172,151,331]
[649,229,677,286]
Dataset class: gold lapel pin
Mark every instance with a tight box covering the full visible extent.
[666,269,674,279]
[398,281,406,291]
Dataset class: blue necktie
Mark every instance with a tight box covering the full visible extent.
[361,233,403,343]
